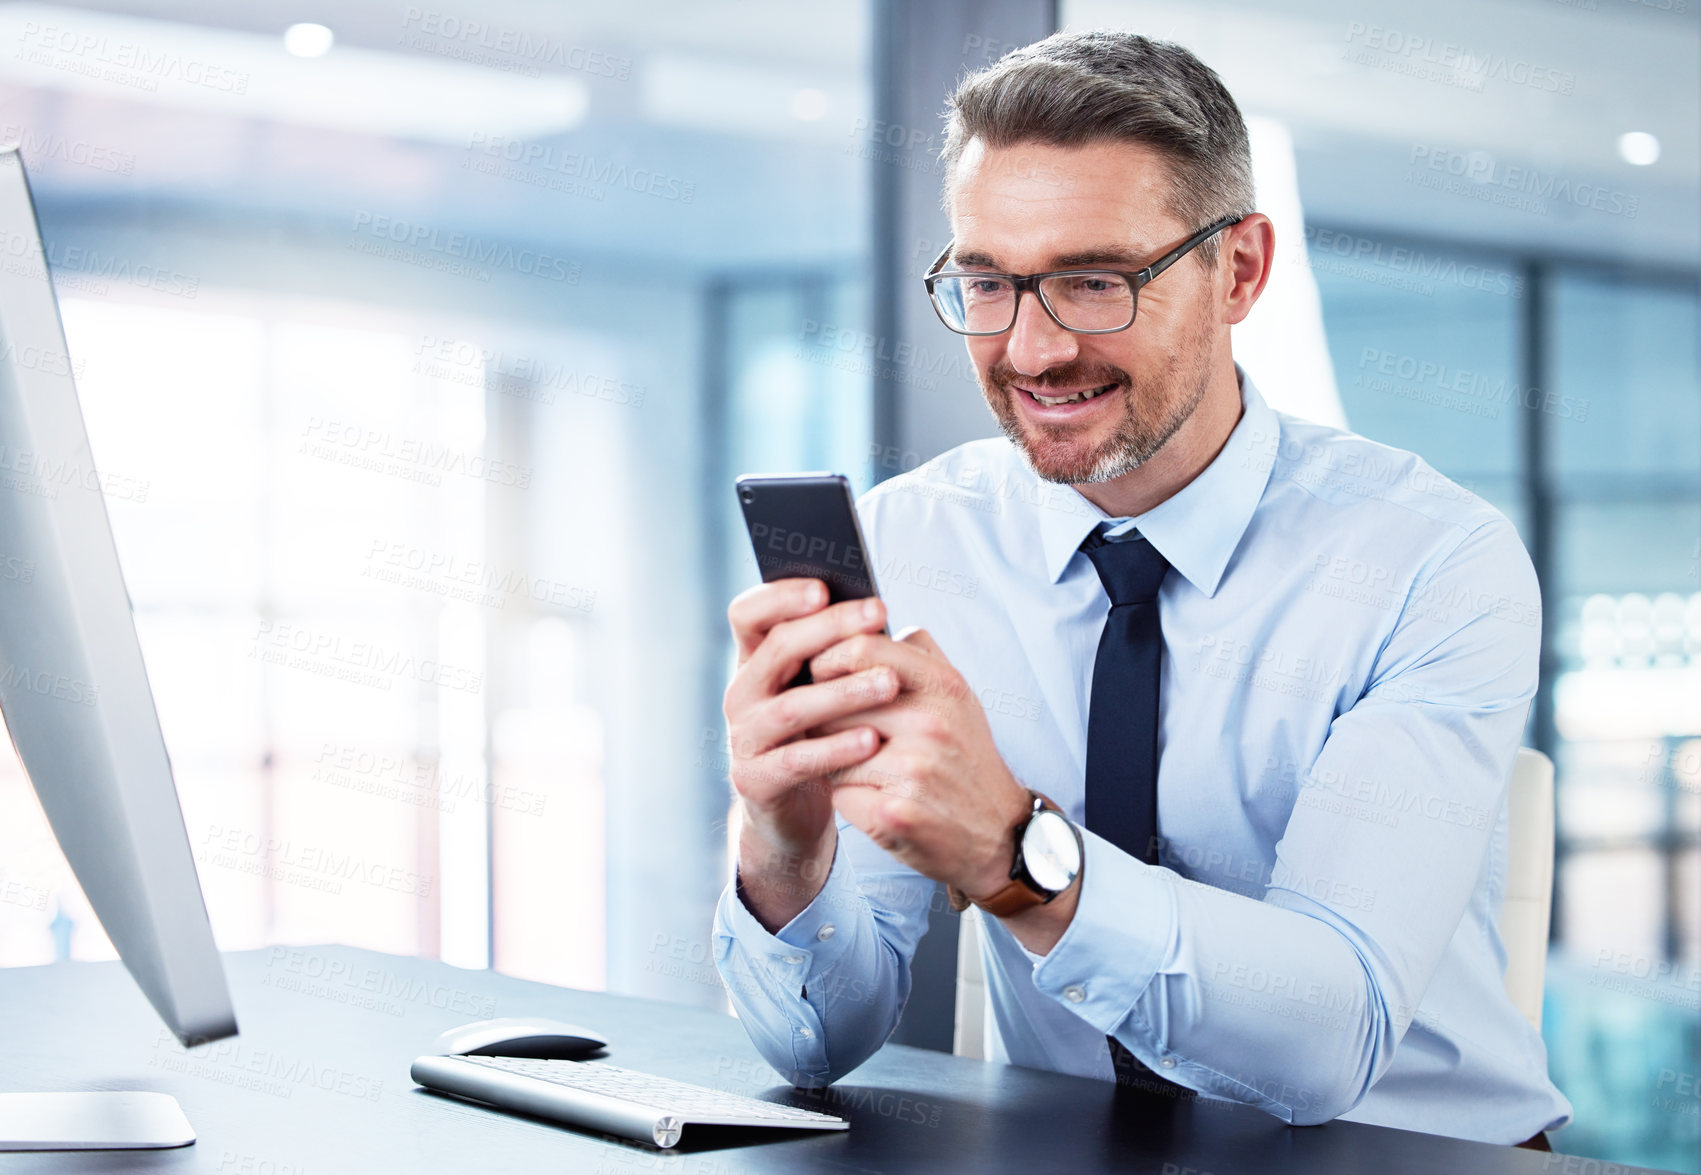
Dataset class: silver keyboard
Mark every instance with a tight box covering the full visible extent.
[410,1054,849,1148]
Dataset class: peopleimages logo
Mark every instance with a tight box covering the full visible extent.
[1302,227,1523,297]
[250,620,483,695]
[412,340,647,409]
[364,537,596,614]
[464,134,696,203]
[0,443,150,503]
[1343,22,1576,94]
[0,339,84,379]
[0,124,135,176]
[349,212,580,284]
[398,8,632,79]
[0,661,98,706]
[16,20,251,94]
[0,553,35,583]
[1357,347,1590,423]
[797,320,977,388]
[298,417,532,489]
[1409,146,1638,219]
[0,230,199,298]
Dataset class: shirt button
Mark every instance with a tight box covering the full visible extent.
[782,954,804,965]
[815,925,836,942]
[1159,1056,1177,1069]
[1064,985,1086,1003]
[797,1026,815,1040]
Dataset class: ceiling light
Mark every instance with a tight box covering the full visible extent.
[284,22,334,59]
[0,5,588,144]
[1617,131,1659,167]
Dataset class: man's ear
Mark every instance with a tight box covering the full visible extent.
[1222,212,1275,328]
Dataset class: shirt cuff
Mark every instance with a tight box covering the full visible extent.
[1029,826,1176,1036]
[718,829,864,984]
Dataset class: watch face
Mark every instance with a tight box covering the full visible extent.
[1021,810,1081,894]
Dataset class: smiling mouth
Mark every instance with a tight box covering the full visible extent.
[1021,382,1119,407]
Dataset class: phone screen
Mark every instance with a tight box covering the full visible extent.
[736,473,883,685]
[737,474,880,601]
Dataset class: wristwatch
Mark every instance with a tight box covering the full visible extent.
[965,790,1084,918]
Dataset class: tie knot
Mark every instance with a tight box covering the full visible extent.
[1081,526,1170,606]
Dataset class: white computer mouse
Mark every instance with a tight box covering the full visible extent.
[432,1017,609,1059]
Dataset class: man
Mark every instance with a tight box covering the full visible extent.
[712,30,1571,1148]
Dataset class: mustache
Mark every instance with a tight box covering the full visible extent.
[989,360,1131,393]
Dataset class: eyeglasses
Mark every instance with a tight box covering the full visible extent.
[922,215,1244,336]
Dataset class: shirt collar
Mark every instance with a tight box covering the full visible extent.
[1037,365,1276,596]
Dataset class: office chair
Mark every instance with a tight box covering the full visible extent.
[1500,747,1556,1031]
[951,747,1557,1058]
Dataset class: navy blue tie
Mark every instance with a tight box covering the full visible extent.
[1080,525,1169,866]
[1079,524,1192,1099]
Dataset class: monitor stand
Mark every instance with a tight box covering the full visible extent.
[0,1092,195,1150]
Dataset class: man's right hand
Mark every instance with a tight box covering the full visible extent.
[724,578,897,932]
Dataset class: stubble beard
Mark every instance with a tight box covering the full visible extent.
[981,313,1215,486]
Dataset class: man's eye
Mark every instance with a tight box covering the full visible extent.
[1060,276,1128,300]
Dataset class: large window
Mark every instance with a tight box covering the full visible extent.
[1545,269,1701,1168]
[0,290,615,985]
[0,1,873,1021]
[1313,235,1701,1172]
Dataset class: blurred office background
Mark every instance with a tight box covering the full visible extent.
[0,1,1692,1169]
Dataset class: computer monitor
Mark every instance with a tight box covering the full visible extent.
[0,146,237,1150]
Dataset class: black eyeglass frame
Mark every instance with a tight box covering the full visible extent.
[921,214,1246,336]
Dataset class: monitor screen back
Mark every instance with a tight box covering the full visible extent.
[0,147,235,1045]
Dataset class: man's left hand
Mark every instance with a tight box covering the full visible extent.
[807,626,1034,901]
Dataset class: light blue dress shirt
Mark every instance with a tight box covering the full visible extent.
[712,368,1572,1145]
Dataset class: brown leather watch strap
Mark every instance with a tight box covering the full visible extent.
[957,791,1067,918]
[972,874,1052,918]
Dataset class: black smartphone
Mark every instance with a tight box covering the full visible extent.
[736,473,883,687]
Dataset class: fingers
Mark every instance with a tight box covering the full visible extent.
[740,666,900,752]
[831,782,911,853]
[893,625,944,658]
[737,726,883,805]
[727,578,828,662]
[726,595,889,715]
[824,741,930,798]
[807,689,948,744]
[828,754,934,857]
[808,626,949,695]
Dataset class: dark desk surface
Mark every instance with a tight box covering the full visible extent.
[0,946,1673,1175]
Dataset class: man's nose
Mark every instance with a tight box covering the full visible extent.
[1003,289,1079,376]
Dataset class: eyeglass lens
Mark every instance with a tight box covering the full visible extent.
[931,273,1135,333]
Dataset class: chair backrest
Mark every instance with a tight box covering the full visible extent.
[1501,747,1555,1031]
[953,904,987,1059]
[950,747,1556,1058]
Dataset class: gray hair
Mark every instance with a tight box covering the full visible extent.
[941,30,1255,267]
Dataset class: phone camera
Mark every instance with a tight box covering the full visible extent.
[739,487,755,505]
